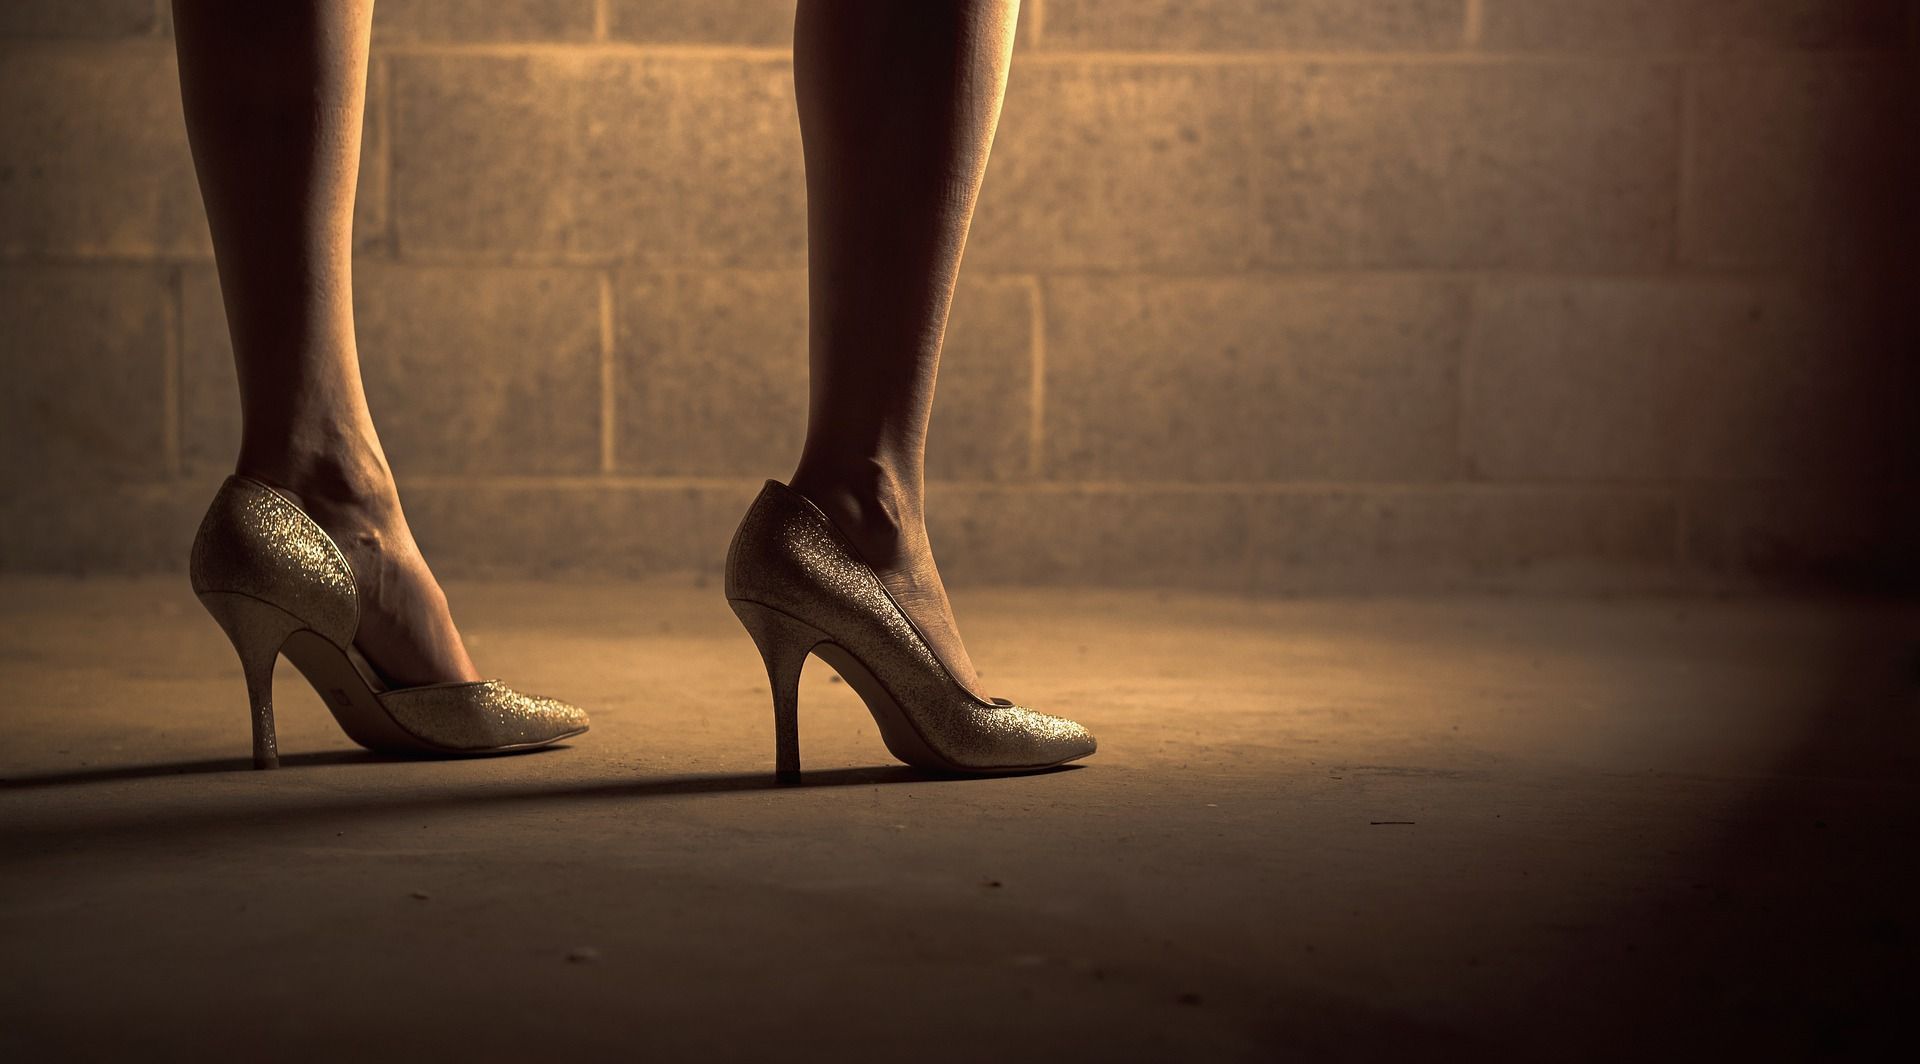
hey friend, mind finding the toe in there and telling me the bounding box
[536,695,590,737]
[1055,719,1097,763]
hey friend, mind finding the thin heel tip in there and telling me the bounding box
[253,756,279,770]
[775,768,801,785]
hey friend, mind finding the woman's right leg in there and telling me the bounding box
[173,0,477,686]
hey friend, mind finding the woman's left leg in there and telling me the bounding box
[786,0,1023,698]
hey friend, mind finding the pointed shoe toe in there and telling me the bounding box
[946,701,1095,772]
[1050,717,1098,765]
[377,682,590,754]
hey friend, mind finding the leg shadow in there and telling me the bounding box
[0,756,1083,857]
[0,749,405,789]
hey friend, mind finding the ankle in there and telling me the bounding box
[789,457,927,567]
[237,424,400,519]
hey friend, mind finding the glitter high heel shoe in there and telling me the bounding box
[725,480,1096,780]
[190,475,588,768]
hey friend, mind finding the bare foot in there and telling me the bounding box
[789,474,988,701]
[239,452,480,688]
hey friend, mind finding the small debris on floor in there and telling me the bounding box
[1370,821,1415,826]
[982,879,1003,888]
[1177,992,1203,1006]
[410,891,431,900]
[566,947,600,964]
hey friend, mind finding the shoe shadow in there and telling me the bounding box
[539,761,1081,802]
[0,752,1082,855]
[0,749,404,790]
[0,752,1082,852]
[0,750,1078,794]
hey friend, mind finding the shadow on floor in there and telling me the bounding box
[0,749,407,788]
[0,750,1077,793]
[0,755,1082,858]
[1503,607,1920,1058]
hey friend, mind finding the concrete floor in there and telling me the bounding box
[1,577,1915,1061]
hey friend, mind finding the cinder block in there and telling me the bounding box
[1480,0,1909,51]
[671,59,806,266]
[401,479,760,578]
[0,47,209,257]
[1042,276,1470,482]
[607,0,1044,50]
[1260,63,1680,268]
[1249,487,1680,592]
[355,265,603,474]
[1464,279,1912,482]
[925,484,1256,589]
[1681,486,1920,592]
[391,54,657,259]
[614,271,1032,479]
[0,266,171,487]
[391,54,803,266]
[1042,0,1467,52]
[177,267,234,469]
[182,265,603,474]
[1707,2,1913,50]
[1684,61,1907,270]
[373,0,596,41]
[607,0,794,45]
[0,482,204,573]
[355,57,391,252]
[930,275,1038,481]
[930,483,1678,593]
[970,61,1263,271]
[0,1,155,37]
[614,270,808,476]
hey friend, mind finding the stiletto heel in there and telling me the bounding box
[197,591,307,769]
[724,480,1096,777]
[189,476,588,761]
[730,599,821,783]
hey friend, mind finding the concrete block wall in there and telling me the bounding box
[2,1,1915,592]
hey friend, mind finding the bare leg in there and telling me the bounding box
[788,0,1019,698]
[173,0,477,686]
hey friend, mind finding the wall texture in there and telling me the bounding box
[2,0,1915,592]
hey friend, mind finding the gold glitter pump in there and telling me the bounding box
[725,480,1096,780]
[190,476,588,768]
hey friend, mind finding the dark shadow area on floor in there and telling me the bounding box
[0,748,416,788]
[0,750,1077,793]
[0,762,1083,860]
[1503,608,1920,1060]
